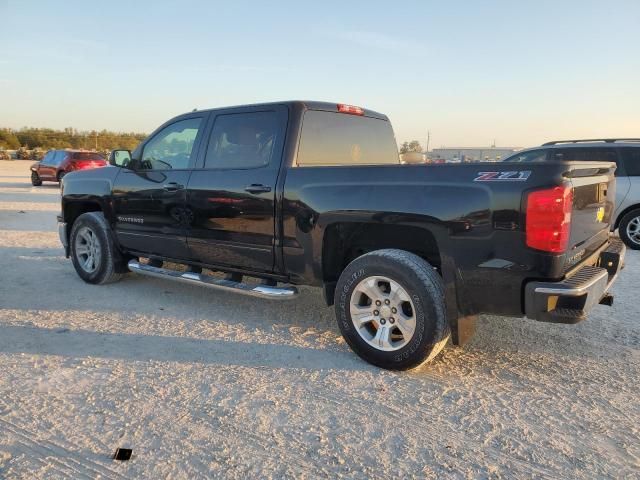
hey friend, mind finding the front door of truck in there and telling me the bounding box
[185,106,287,273]
[112,115,206,259]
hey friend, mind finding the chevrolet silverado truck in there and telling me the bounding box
[57,101,626,370]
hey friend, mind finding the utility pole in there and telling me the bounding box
[426,130,430,153]
[95,131,98,150]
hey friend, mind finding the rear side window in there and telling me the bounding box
[550,148,620,175]
[204,111,280,169]
[72,152,105,161]
[620,148,640,176]
[503,149,547,162]
[296,110,399,166]
[550,148,617,162]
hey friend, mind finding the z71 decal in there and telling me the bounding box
[474,171,531,182]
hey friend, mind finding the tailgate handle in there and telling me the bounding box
[245,184,272,194]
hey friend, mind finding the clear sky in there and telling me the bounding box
[1,0,639,148]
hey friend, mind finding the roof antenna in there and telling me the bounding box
[192,108,198,112]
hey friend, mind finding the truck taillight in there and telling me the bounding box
[337,103,364,116]
[526,186,573,253]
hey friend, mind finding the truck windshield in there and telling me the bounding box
[296,110,399,166]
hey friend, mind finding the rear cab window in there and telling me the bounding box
[296,110,399,166]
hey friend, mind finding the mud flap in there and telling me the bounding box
[450,313,477,346]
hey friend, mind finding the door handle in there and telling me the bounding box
[244,184,272,194]
[163,182,184,192]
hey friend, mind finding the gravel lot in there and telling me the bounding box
[0,160,638,479]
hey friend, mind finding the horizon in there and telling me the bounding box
[1,0,639,149]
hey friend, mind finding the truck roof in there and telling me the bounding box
[183,100,389,121]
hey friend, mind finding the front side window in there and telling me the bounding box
[620,147,640,176]
[204,111,280,169]
[141,117,202,170]
[41,151,55,164]
[51,151,66,166]
[296,110,399,166]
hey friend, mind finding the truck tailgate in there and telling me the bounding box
[564,162,616,269]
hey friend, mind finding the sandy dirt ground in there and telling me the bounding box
[0,160,638,479]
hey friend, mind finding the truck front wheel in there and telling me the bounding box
[70,212,125,284]
[335,249,450,370]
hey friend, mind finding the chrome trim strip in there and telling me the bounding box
[128,260,298,300]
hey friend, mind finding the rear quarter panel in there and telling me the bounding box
[281,161,616,317]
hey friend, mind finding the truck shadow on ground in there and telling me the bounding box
[0,324,369,372]
[2,247,636,375]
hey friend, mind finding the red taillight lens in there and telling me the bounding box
[337,103,364,115]
[526,186,573,253]
[74,160,105,170]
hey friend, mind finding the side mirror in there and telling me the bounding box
[109,149,132,168]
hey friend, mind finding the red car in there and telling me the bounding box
[31,150,107,186]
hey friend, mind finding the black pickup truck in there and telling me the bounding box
[58,101,626,369]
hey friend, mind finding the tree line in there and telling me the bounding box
[0,127,147,152]
[399,140,423,154]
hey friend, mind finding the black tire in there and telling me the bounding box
[57,171,66,183]
[31,170,42,186]
[70,212,126,284]
[619,208,640,250]
[335,249,450,370]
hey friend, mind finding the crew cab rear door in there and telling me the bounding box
[185,105,288,273]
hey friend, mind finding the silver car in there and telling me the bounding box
[503,139,640,250]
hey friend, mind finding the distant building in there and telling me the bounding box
[430,147,520,163]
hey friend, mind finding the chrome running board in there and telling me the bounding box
[128,260,298,300]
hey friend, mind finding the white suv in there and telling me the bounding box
[504,139,640,250]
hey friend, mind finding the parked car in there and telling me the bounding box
[57,101,625,369]
[30,150,107,186]
[503,139,640,250]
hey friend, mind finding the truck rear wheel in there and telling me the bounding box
[619,208,640,250]
[335,249,450,370]
[70,212,125,284]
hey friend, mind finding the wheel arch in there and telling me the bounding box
[321,221,447,306]
[63,201,105,248]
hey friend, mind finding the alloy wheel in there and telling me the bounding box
[349,275,416,352]
[627,216,640,246]
[74,226,101,273]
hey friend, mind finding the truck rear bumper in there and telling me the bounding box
[524,237,625,324]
